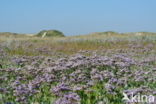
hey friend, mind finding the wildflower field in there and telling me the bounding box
[0,32,156,104]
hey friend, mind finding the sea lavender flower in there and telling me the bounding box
[105,83,116,93]
[52,83,72,96]
[0,88,6,93]
[73,85,83,91]
[108,77,118,84]
[91,73,103,81]
[42,73,55,82]
[124,88,144,96]
[54,92,80,104]
[5,102,14,104]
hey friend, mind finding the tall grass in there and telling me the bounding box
[0,32,156,56]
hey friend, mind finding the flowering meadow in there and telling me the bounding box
[0,33,156,104]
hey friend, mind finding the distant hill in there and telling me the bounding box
[0,32,28,37]
[87,31,156,36]
[0,32,18,36]
[124,32,156,36]
[89,31,119,35]
[0,31,155,38]
[36,30,65,37]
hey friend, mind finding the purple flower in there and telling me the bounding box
[52,83,71,96]
[54,92,80,104]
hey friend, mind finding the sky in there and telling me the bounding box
[0,0,155,36]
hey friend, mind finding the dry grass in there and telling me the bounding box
[0,32,156,56]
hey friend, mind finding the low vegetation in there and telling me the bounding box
[0,31,156,104]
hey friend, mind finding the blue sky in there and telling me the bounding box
[0,0,155,35]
